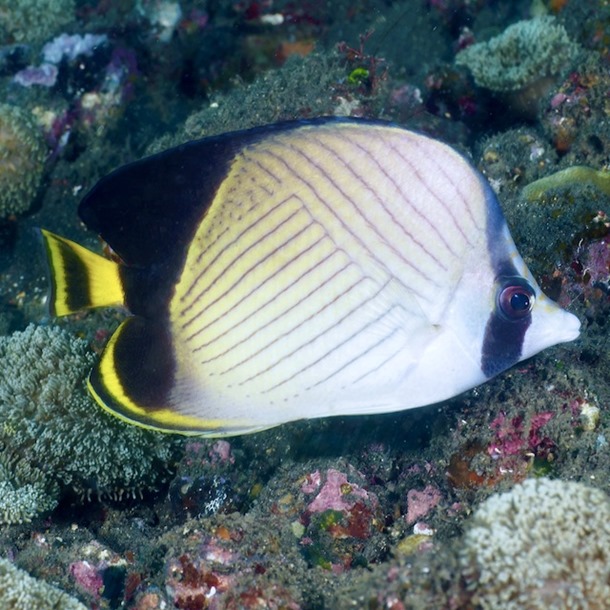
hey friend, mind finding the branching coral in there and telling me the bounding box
[0,324,180,523]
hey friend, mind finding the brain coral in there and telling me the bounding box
[455,16,580,91]
[0,558,86,609]
[460,477,610,610]
[0,324,180,524]
[0,104,46,219]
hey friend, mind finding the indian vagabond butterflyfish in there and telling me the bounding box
[39,118,580,436]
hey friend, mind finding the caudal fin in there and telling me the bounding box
[38,229,125,316]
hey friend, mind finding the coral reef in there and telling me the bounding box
[0,558,86,609]
[0,324,179,523]
[299,466,383,569]
[540,53,610,159]
[0,1,609,608]
[0,103,46,219]
[475,126,609,291]
[456,16,580,92]
[0,460,58,524]
[0,0,76,46]
[461,477,610,609]
[168,440,243,520]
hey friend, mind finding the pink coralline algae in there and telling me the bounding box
[209,440,234,464]
[405,485,442,525]
[299,467,382,568]
[69,560,104,599]
[183,439,234,467]
[302,468,373,513]
[488,411,555,463]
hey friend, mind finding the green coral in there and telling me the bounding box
[0,324,180,524]
[460,477,610,609]
[0,0,76,46]
[455,16,580,91]
[0,104,47,219]
[0,558,86,609]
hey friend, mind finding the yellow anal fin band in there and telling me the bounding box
[89,317,260,436]
[39,229,125,317]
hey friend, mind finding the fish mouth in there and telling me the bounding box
[561,311,582,342]
[549,306,581,343]
[528,307,581,355]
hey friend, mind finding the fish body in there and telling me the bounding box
[40,118,580,436]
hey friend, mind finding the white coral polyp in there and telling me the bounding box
[461,477,610,610]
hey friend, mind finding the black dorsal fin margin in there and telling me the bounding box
[78,118,390,269]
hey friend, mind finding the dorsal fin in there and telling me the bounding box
[78,137,237,268]
[78,119,382,268]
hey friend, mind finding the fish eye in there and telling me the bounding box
[497,281,535,320]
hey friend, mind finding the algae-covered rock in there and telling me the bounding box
[0,324,180,523]
[147,51,356,154]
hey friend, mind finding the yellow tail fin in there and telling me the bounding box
[39,229,125,316]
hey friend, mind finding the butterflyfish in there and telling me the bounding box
[39,118,580,436]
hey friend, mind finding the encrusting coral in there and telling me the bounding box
[0,324,180,524]
[0,558,86,609]
[460,477,610,610]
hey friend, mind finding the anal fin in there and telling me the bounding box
[89,316,179,431]
[89,317,259,436]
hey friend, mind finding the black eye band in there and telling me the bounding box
[481,277,534,377]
